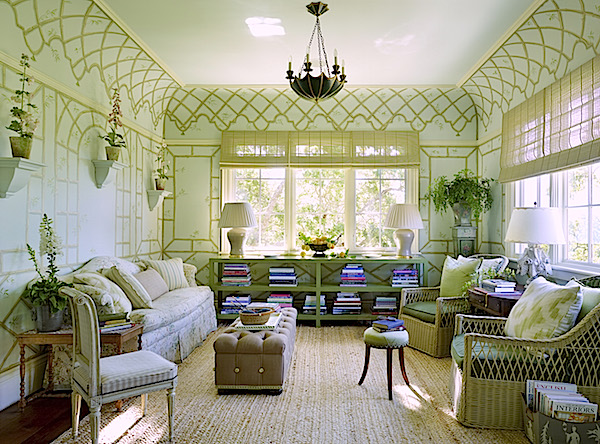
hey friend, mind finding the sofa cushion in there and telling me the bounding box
[402,301,437,324]
[143,258,189,291]
[73,271,132,314]
[79,256,142,276]
[504,277,582,339]
[182,263,198,287]
[105,266,153,309]
[569,279,600,323]
[129,286,214,333]
[439,255,481,297]
[73,283,116,314]
[134,269,168,300]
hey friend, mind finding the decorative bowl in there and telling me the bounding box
[308,243,331,257]
[240,308,274,325]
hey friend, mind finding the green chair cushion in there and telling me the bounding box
[451,334,522,370]
[402,301,437,324]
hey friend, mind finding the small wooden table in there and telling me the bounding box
[468,289,522,317]
[17,324,143,410]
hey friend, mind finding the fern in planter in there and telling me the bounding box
[425,169,494,222]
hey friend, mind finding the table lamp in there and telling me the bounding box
[504,207,565,280]
[384,204,424,258]
[218,202,257,257]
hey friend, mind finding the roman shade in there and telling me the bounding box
[500,54,600,183]
[220,130,420,168]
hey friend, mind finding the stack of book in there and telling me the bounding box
[340,264,367,287]
[526,379,598,423]
[269,267,297,287]
[372,317,405,333]
[267,293,293,308]
[98,312,133,333]
[371,296,398,316]
[220,294,251,314]
[303,294,326,314]
[332,292,362,315]
[221,263,251,286]
[481,278,518,293]
[390,268,419,287]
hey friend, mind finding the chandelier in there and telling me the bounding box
[286,2,346,102]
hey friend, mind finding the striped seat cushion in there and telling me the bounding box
[100,350,177,395]
[143,258,189,291]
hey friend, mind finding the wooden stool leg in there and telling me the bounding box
[398,346,410,385]
[387,348,393,400]
[358,344,371,385]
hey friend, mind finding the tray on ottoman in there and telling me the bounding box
[214,307,297,394]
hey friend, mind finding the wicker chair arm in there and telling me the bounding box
[400,287,440,308]
[454,314,507,336]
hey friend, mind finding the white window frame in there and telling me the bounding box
[220,167,419,255]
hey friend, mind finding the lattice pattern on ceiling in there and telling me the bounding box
[4,0,179,128]
[165,87,477,135]
[463,0,600,131]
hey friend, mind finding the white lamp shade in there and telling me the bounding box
[505,207,566,244]
[384,204,424,229]
[218,202,257,228]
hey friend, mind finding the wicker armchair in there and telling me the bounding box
[449,303,600,429]
[399,254,508,358]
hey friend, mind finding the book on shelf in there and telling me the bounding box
[267,293,293,307]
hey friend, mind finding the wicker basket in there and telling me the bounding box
[240,308,274,325]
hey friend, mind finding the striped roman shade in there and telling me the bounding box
[143,258,189,291]
[221,131,420,168]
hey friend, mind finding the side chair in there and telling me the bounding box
[61,287,178,444]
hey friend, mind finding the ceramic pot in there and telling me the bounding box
[10,136,33,159]
[155,178,167,190]
[105,146,120,161]
[452,202,472,227]
[34,306,65,332]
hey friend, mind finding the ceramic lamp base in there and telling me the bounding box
[394,228,415,258]
[227,227,249,257]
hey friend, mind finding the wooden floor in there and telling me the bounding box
[0,396,87,444]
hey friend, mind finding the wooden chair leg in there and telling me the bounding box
[386,348,393,400]
[167,387,176,442]
[71,392,82,438]
[89,403,101,444]
[141,393,148,416]
[358,344,371,385]
[398,346,410,386]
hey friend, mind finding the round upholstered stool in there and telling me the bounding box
[358,327,410,400]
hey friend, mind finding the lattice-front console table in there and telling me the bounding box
[209,255,428,327]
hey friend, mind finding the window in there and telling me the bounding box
[223,167,414,253]
[509,160,600,269]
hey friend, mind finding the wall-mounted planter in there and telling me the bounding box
[147,190,172,211]
[92,160,127,189]
[0,158,45,198]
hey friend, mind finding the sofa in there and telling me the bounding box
[65,255,218,362]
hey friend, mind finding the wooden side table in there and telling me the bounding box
[467,289,522,317]
[17,324,143,410]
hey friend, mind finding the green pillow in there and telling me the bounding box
[439,255,481,297]
[569,279,600,323]
[504,277,582,339]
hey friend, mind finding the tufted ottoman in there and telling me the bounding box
[214,307,297,394]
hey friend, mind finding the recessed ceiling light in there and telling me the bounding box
[245,17,285,37]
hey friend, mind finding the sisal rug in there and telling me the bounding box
[52,325,529,443]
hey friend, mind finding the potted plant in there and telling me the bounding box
[425,168,494,226]
[100,88,126,161]
[6,53,38,158]
[154,143,170,190]
[25,214,70,332]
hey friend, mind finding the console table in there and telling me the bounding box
[17,324,143,410]
[209,255,428,327]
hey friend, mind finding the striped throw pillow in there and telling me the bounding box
[105,266,154,309]
[143,258,189,291]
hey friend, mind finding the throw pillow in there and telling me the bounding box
[73,283,116,314]
[143,257,189,291]
[568,279,600,323]
[134,268,168,300]
[105,266,154,309]
[439,255,481,297]
[182,263,198,287]
[504,277,582,339]
[73,271,132,314]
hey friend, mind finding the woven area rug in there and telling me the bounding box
[52,325,529,443]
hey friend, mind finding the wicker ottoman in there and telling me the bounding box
[214,307,297,394]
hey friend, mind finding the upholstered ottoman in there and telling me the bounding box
[214,308,297,394]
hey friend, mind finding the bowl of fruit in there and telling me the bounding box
[299,233,339,257]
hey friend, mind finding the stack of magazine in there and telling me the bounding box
[526,379,598,423]
[98,312,133,333]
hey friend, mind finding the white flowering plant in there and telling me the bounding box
[25,214,70,313]
[154,143,170,180]
[6,53,38,139]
